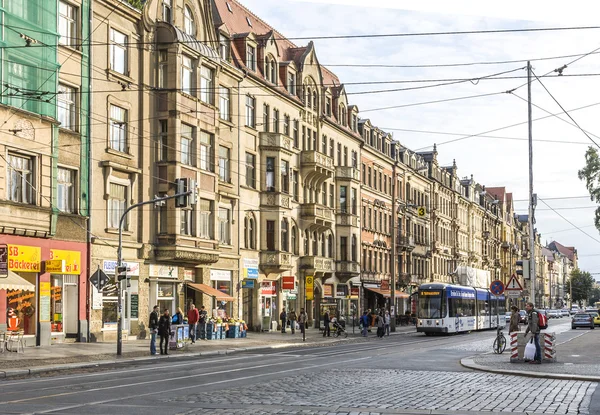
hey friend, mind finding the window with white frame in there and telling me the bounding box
[57,167,75,213]
[180,123,193,166]
[200,66,213,104]
[7,154,33,204]
[218,146,230,182]
[219,86,230,120]
[218,207,231,244]
[158,120,168,161]
[110,28,127,75]
[58,1,77,48]
[199,131,212,171]
[245,95,256,127]
[158,50,168,89]
[287,72,295,95]
[58,83,76,130]
[283,115,290,136]
[245,152,255,188]
[273,109,280,133]
[108,182,127,229]
[181,55,193,95]
[109,104,127,152]
[180,206,195,236]
[183,5,195,36]
[198,199,213,239]
[162,0,172,22]
[219,34,229,60]
[246,44,256,71]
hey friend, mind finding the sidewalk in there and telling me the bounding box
[0,325,415,378]
[461,328,600,381]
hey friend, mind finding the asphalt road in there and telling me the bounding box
[0,318,598,415]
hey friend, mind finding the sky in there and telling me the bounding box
[238,0,600,275]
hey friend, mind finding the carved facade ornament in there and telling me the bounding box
[14,119,35,140]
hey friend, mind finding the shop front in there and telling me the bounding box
[260,280,276,331]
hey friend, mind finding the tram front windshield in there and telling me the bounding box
[418,290,443,319]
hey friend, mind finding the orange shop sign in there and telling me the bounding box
[8,245,41,272]
[50,250,81,275]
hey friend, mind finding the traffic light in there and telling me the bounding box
[117,265,128,281]
[175,178,188,208]
[516,259,530,279]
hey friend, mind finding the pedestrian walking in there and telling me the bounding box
[288,309,297,334]
[158,308,171,355]
[360,311,369,337]
[280,309,287,333]
[525,302,542,364]
[509,305,520,334]
[384,310,391,336]
[187,304,199,343]
[149,305,159,355]
[198,305,208,340]
[376,313,385,338]
[323,310,331,337]
[299,308,308,341]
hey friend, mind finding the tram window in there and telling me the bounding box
[418,294,442,319]
[448,298,475,317]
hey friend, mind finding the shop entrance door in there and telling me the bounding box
[64,284,78,336]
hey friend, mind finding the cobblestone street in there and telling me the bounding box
[165,368,597,414]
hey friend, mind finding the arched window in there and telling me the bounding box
[307,88,312,108]
[291,226,298,255]
[249,217,255,249]
[270,59,276,84]
[281,219,289,252]
[312,91,317,110]
[183,5,195,36]
[328,234,333,258]
[313,231,318,256]
[244,217,249,248]
[304,229,310,255]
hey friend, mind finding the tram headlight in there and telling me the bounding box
[435,320,439,325]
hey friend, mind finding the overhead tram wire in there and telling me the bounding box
[538,198,600,245]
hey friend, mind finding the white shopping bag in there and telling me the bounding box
[524,338,536,361]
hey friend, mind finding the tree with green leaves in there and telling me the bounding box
[589,287,600,305]
[566,269,595,306]
[577,146,600,231]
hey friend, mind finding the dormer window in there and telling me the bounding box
[246,17,252,27]
[226,2,233,12]
[287,72,295,95]
[339,104,347,126]
[265,56,276,84]
[219,34,229,60]
[246,44,256,71]
[325,97,331,116]
[184,6,195,36]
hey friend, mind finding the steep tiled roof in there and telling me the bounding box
[486,187,506,202]
[548,240,576,261]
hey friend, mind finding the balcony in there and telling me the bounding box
[335,166,360,183]
[397,235,415,252]
[301,150,334,187]
[301,203,334,231]
[260,251,293,274]
[336,212,359,228]
[336,261,360,275]
[259,132,298,154]
[299,256,335,274]
[260,192,293,210]
[154,236,219,265]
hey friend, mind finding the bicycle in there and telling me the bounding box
[493,326,507,354]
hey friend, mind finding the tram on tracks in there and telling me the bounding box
[416,283,506,335]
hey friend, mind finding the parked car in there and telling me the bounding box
[547,309,560,319]
[572,313,595,330]
[519,310,528,324]
[560,309,570,318]
[588,311,600,326]
[570,307,580,315]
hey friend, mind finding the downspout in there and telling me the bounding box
[237,68,248,320]
[84,1,93,343]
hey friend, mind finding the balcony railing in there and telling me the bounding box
[259,132,297,153]
[260,251,293,273]
[335,166,360,182]
[301,150,334,186]
[299,256,335,273]
[336,261,360,274]
[260,192,292,210]
[336,213,359,227]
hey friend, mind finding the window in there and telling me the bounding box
[108,183,127,229]
[244,216,256,249]
[182,55,193,95]
[340,186,347,213]
[340,237,348,261]
[329,184,334,208]
[329,139,334,158]
[200,66,213,104]
[265,57,276,83]
[292,120,299,147]
[180,207,194,236]
[161,0,172,22]
[337,143,342,165]
[157,193,168,234]
[109,105,127,153]
[325,97,331,116]
[291,226,298,255]
[351,151,357,168]
[110,28,127,75]
[219,146,230,182]
[344,147,348,166]
[292,170,299,201]
[218,207,231,244]
[58,1,77,47]
[199,199,213,239]
[245,96,256,127]
[281,160,289,193]
[321,183,326,205]
[328,234,333,258]
[180,123,193,165]
[283,115,290,136]
[199,131,213,171]
[265,157,275,192]
[351,188,357,215]
[246,45,256,71]
[6,154,33,204]
[263,104,270,132]
[219,34,229,60]
[245,153,256,188]
[158,120,168,161]
[158,50,168,89]
[219,86,230,120]
[58,84,76,130]
[281,219,289,252]
[287,72,295,95]
[321,135,327,154]
[273,109,280,133]
[183,5,195,36]
[57,167,75,213]
[352,235,357,262]
[266,221,275,250]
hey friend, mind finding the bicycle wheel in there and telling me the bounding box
[493,335,506,354]
[333,330,339,338]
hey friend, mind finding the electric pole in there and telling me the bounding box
[390,164,397,332]
[527,61,536,307]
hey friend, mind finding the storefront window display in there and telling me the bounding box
[102,295,117,329]
[158,283,175,314]
[214,279,231,317]
[51,277,63,333]
[6,273,37,335]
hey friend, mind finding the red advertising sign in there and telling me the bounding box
[282,276,295,290]
[323,284,333,297]
[350,286,360,297]
[261,281,276,296]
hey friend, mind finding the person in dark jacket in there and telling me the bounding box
[323,310,331,337]
[172,307,184,325]
[509,305,520,334]
[149,305,159,355]
[280,310,287,333]
[288,309,297,334]
[525,302,541,364]
[360,311,369,337]
[158,309,171,355]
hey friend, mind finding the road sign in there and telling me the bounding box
[90,268,109,292]
[489,280,505,296]
[507,290,521,298]
[306,276,314,301]
[417,207,426,217]
[506,275,524,291]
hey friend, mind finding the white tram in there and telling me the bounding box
[416,283,506,335]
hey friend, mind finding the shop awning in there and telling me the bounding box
[186,282,234,301]
[0,270,35,291]
[365,287,409,298]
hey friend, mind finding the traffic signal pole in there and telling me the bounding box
[527,61,536,307]
[117,192,191,356]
